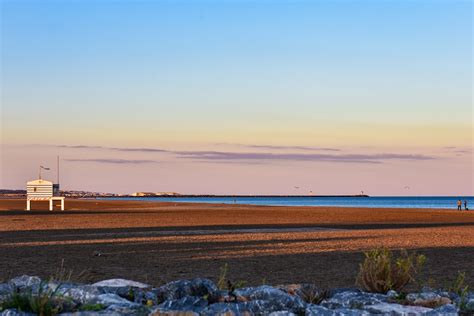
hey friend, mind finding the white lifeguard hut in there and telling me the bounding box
[26,163,65,211]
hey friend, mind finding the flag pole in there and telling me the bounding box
[57,156,60,184]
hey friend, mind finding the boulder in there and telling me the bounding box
[463,298,474,313]
[8,276,41,292]
[268,311,296,316]
[0,309,36,316]
[153,279,220,303]
[95,293,139,306]
[425,303,458,315]
[363,302,432,315]
[233,285,306,313]
[57,285,103,305]
[104,304,150,315]
[157,296,208,313]
[278,284,329,304]
[0,284,13,303]
[200,300,276,315]
[306,304,370,316]
[321,290,387,309]
[92,279,149,289]
[150,310,199,316]
[406,291,451,308]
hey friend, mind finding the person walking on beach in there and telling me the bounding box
[457,200,462,211]
[464,200,468,211]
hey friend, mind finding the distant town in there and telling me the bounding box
[0,189,369,198]
[0,189,183,198]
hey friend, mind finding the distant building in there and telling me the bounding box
[131,192,181,197]
[131,192,155,197]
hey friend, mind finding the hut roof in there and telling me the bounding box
[27,179,53,185]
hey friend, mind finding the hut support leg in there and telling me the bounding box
[26,200,31,211]
[49,199,53,211]
[61,199,64,211]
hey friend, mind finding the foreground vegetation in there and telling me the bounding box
[0,248,471,315]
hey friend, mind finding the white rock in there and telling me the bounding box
[97,293,137,306]
[9,275,41,289]
[92,278,149,289]
[268,312,296,316]
[364,303,432,315]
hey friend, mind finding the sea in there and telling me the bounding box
[108,196,474,209]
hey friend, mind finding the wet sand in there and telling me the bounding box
[0,198,473,288]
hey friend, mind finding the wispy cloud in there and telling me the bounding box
[64,158,158,164]
[214,143,341,152]
[109,147,167,153]
[57,145,105,149]
[42,144,438,164]
[176,151,435,164]
[441,146,473,155]
[57,145,168,153]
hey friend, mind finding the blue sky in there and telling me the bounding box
[3,0,471,125]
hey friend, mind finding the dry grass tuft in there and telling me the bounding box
[356,248,425,293]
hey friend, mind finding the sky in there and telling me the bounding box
[1,0,473,195]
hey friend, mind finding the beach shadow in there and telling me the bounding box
[1,222,473,239]
[0,210,156,216]
[1,242,472,288]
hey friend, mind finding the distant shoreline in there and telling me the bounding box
[112,194,370,198]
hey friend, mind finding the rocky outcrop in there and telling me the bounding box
[0,275,472,315]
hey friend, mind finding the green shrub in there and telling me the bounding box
[356,248,426,293]
[217,263,229,290]
[449,272,469,311]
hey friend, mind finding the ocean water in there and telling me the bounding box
[109,196,474,209]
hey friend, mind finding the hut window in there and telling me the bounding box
[34,187,37,192]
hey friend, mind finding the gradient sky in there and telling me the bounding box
[1,0,473,195]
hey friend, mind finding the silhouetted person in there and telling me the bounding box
[457,200,462,211]
[464,200,468,211]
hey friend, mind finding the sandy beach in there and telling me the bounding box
[0,198,473,288]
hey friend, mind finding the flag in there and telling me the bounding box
[40,166,50,170]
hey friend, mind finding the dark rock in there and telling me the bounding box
[132,289,159,305]
[57,285,103,305]
[61,304,150,316]
[153,279,220,303]
[0,309,36,316]
[363,302,432,315]
[268,311,296,316]
[0,284,14,303]
[60,312,119,316]
[327,288,362,298]
[0,308,36,316]
[321,290,388,309]
[150,309,199,316]
[8,276,41,292]
[425,303,458,315]
[201,300,276,315]
[158,296,208,313]
[104,304,150,315]
[405,291,451,308]
[87,293,142,309]
[278,283,329,304]
[233,285,306,313]
[463,298,474,313]
[306,304,369,316]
